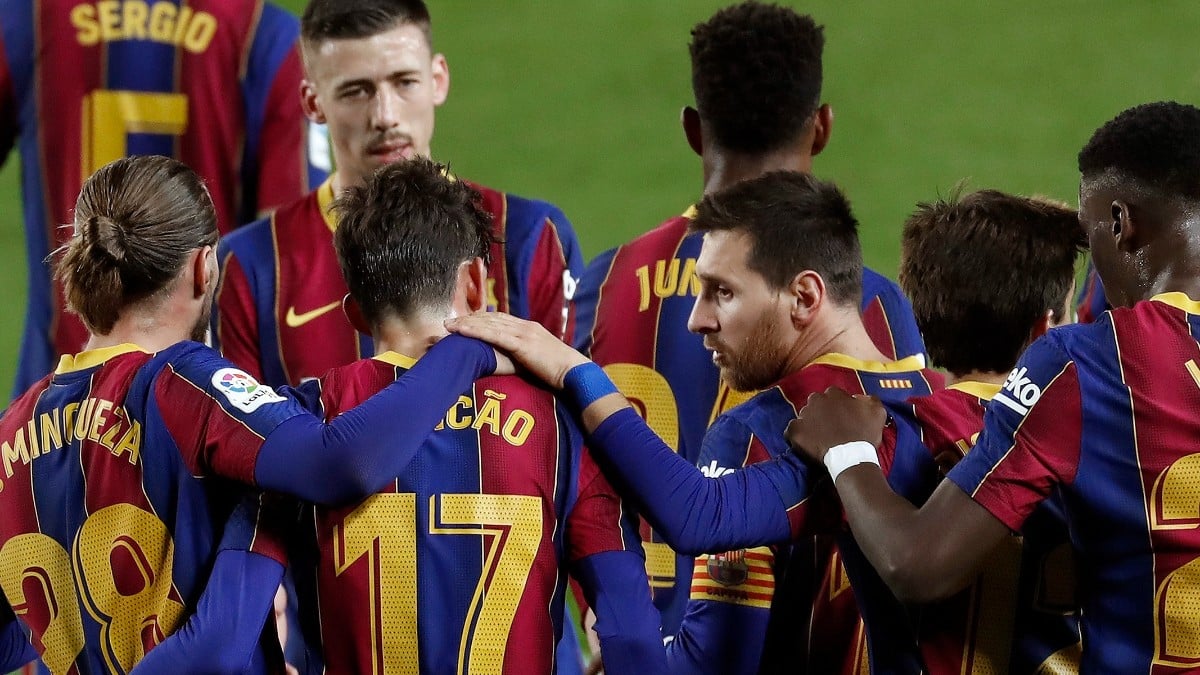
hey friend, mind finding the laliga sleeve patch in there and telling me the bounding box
[211,368,287,413]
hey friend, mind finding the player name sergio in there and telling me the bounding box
[71,1,218,54]
[1,396,142,490]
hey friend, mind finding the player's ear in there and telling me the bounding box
[431,53,450,106]
[809,104,833,157]
[192,245,216,299]
[300,80,325,124]
[1111,200,1136,251]
[682,106,704,157]
[460,257,488,313]
[789,270,824,326]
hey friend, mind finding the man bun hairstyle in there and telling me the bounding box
[690,1,824,154]
[1077,101,1200,200]
[56,155,218,335]
[691,170,863,307]
[332,157,495,326]
[899,189,1086,376]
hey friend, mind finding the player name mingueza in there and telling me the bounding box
[1,396,142,487]
[433,389,536,447]
[70,1,219,54]
[635,257,700,312]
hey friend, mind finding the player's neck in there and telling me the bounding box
[83,311,194,355]
[787,306,889,375]
[948,370,1007,387]
[702,147,813,195]
[372,314,450,361]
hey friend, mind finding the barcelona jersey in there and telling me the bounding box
[574,211,931,635]
[1,0,326,394]
[288,353,649,674]
[0,342,306,674]
[672,354,938,673]
[948,293,1200,673]
[1075,262,1108,324]
[215,177,584,386]
[838,383,1080,675]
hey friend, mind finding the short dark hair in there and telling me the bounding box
[899,190,1085,376]
[57,156,217,334]
[691,170,862,306]
[301,0,432,53]
[689,2,824,154]
[332,158,494,325]
[1078,101,1200,200]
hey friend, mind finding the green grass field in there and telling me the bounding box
[0,1,1197,394]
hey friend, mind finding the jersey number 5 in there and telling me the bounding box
[81,90,189,179]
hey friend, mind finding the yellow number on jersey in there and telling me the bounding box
[335,492,544,675]
[1151,453,1200,667]
[81,90,189,178]
[0,503,183,673]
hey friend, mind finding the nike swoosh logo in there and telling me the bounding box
[285,300,342,328]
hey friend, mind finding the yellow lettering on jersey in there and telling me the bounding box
[71,1,217,53]
[0,398,142,478]
[635,258,701,313]
[439,393,536,447]
[40,411,62,458]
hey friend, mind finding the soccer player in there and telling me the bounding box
[270,157,663,675]
[787,101,1200,673]
[0,155,512,673]
[215,0,584,388]
[1,0,327,396]
[451,170,941,673]
[572,2,929,638]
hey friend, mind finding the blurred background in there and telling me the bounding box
[0,0,1196,393]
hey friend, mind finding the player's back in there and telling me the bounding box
[842,385,1080,675]
[946,293,1200,672]
[4,0,321,393]
[0,343,284,674]
[294,354,628,674]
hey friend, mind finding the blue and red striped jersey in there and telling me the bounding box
[2,0,326,395]
[287,353,652,674]
[0,342,304,674]
[838,383,1080,675]
[574,211,933,635]
[1075,262,1108,324]
[215,177,584,386]
[670,354,939,673]
[948,292,1200,673]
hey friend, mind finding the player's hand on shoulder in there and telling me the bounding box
[786,387,886,462]
[446,310,587,388]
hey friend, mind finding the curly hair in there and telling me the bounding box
[1078,101,1200,200]
[332,158,495,325]
[689,1,824,154]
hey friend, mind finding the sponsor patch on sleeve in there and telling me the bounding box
[211,368,287,413]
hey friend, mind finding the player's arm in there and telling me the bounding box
[158,335,505,505]
[244,5,327,215]
[523,207,584,342]
[0,596,36,672]
[447,310,803,552]
[131,493,290,674]
[664,555,774,675]
[788,337,1081,602]
[565,422,667,675]
[213,243,265,379]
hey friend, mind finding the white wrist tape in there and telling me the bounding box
[823,441,880,483]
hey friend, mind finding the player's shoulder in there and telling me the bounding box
[220,191,319,262]
[862,266,903,295]
[473,373,559,407]
[466,179,571,228]
[621,212,696,256]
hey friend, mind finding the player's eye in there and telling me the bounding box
[716,287,733,300]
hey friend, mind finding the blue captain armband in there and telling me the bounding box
[562,362,619,412]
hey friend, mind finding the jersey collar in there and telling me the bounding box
[373,351,419,369]
[317,177,338,233]
[1151,292,1200,314]
[682,204,698,219]
[55,344,149,374]
[808,352,927,374]
[946,380,1001,401]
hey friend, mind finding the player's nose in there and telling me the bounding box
[372,89,402,130]
[687,297,717,335]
